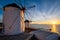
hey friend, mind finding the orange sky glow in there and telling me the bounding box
[30,21,60,24]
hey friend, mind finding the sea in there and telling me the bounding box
[30,24,60,34]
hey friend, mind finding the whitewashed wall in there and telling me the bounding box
[30,30,59,40]
[56,24,60,35]
[25,22,30,28]
[3,7,22,35]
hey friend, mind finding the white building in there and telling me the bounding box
[3,3,25,35]
[30,30,59,40]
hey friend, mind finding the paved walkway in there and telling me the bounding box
[0,33,31,40]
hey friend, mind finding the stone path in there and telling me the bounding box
[0,33,31,40]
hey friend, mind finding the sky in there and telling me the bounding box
[0,0,60,23]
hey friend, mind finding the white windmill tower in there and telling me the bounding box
[0,0,35,35]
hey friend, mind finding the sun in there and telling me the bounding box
[52,21,56,24]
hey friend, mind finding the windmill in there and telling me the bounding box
[15,0,35,32]
[0,0,35,35]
